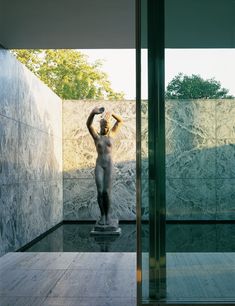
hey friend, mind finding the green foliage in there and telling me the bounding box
[11,49,124,100]
[165,73,234,99]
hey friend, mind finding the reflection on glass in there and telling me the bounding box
[165,48,235,302]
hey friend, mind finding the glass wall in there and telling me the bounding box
[137,0,235,304]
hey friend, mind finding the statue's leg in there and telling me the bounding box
[95,164,105,225]
[103,165,112,225]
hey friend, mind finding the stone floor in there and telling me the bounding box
[0,252,136,306]
[2,252,235,305]
[142,252,235,303]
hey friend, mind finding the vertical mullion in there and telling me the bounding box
[136,0,142,305]
[148,0,166,301]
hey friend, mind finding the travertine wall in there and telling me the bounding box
[63,99,235,221]
[0,50,63,256]
[63,100,136,220]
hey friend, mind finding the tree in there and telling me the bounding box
[165,73,234,99]
[11,49,124,100]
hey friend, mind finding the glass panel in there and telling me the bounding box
[140,0,149,299]
[165,0,235,303]
[137,0,235,304]
[141,51,149,300]
[136,0,150,302]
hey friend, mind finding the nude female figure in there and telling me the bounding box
[86,107,123,225]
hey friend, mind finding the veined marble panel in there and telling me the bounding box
[17,180,63,248]
[112,178,136,220]
[165,99,216,179]
[113,160,136,182]
[18,123,47,182]
[63,177,136,220]
[19,124,62,182]
[63,178,98,220]
[0,49,63,255]
[166,178,216,220]
[0,115,18,185]
[63,138,96,179]
[63,100,136,140]
[0,50,19,120]
[0,184,18,255]
[50,179,63,225]
[216,139,235,178]
[216,99,235,139]
[165,99,216,139]
[166,137,216,178]
[46,136,63,181]
[216,179,235,220]
[18,64,62,137]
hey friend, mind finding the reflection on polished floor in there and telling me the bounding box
[0,252,136,306]
[167,252,235,302]
[142,252,235,302]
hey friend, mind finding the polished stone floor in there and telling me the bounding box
[1,251,235,305]
[142,252,235,303]
[0,252,136,306]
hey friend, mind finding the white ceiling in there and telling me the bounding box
[1,0,235,49]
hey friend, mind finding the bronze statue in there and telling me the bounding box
[87,107,123,225]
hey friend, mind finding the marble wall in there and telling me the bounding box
[63,100,136,220]
[166,99,235,220]
[63,99,235,221]
[0,49,63,256]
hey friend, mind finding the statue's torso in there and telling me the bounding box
[95,135,113,168]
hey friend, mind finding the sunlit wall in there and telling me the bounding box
[0,49,63,256]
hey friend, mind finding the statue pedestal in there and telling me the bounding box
[90,219,121,236]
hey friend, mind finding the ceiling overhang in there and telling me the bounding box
[1,0,235,49]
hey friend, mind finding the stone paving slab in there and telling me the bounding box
[0,252,136,305]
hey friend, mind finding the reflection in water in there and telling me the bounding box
[23,223,235,252]
[25,224,137,252]
[93,236,120,252]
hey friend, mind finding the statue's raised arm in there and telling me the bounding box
[102,111,123,137]
[86,107,104,140]
[110,112,123,136]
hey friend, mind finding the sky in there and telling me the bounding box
[78,49,135,99]
[79,49,235,99]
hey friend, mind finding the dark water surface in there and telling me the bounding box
[23,223,235,252]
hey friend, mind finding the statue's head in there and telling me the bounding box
[100,112,111,135]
